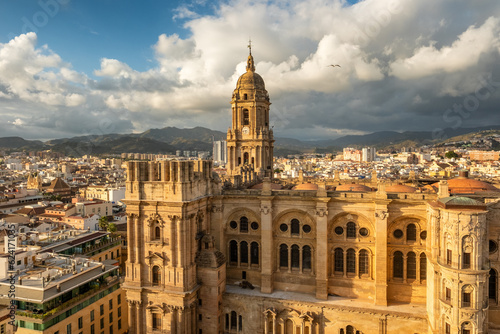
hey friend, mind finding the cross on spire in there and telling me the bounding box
[248,38,252,55]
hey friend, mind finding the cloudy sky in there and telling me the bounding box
[0,0,499,141]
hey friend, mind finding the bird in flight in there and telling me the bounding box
[328,64,341,68]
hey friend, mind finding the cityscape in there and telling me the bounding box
[1,1,500,334]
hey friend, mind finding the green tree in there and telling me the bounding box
[107,223,117,233]
[98,216,109,231]
[445,151,459,159]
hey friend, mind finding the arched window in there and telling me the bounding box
[243,152,249,165]
[230,241,238,263]
[251,242,259,265]
[461,322,472,334]
[393,251,403,278]
[231,311,237,330]
[406,223,416,241]
[346,222,356,239]
[490,269,497,302]
[346,325,354,334]
[334,248,344,272]
[243,109,249,125]
[291,219,300,235]
[462,285,473,308]
[346,249,356,273]
[240,216,248,233]
[462,236,473,269]
[291,245,300,268]
[155,226,161,240]
[240,241,248,264]
[420,253,427,281]
[407,252,416,279]
[303,246,312,270]
[152,266,161,286]
[359,249,369,275]
[280,244,288,268]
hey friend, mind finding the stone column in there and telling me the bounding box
[169,216,177,267]
[127,301,135,334]
[177,308,184,334]
[261,200,274,293]
[135,302,143,334]
[374,201,390,306]
[315,202,328,300]
[134,213,142,284]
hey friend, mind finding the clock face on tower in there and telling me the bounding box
[242,127,249,134]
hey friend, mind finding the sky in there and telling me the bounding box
[0,0,499,141]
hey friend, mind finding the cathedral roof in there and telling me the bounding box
[292,183,318,191]
[431,177,498,194]
[385,184,417,193]
[235,53,266,91]
[335,183,373,192]
[437,196,486,210]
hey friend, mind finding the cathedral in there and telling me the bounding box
[122,50,500,334]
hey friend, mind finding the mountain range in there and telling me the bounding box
[1,125,500,157]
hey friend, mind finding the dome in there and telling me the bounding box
[292,183,319,191]
[236,71,266,91]
[250,182,282,190]
[385,184,417,193]
[335,183,372,192]
[437,196,486,210]
[431,178,499,194]
[235,54,266,91]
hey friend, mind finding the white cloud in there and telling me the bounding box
[1,0,500,140]
[390,17,500,80]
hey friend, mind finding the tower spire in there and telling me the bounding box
[246,38,255,72]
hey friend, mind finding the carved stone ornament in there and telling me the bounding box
[375,211,388,220]
[168,215,180,223]
[462,235,474,253]
[316,208,328,217]
[146,303,171,314]
[263,308,277,316]
[261,206,273,215]
[126,212,138,219]
[147,213,164,227]
[460,311,474,320]
[461,215,482,235]
[211,205,224,213]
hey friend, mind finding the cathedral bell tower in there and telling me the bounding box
[227,44,274,179]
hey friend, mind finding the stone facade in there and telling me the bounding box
[123,52,500,334]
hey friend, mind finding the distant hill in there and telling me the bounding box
[139,126,226,142]
[2,125,500,157]
[0,137,44,149]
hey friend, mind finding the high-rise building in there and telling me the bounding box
[362,147,376,162]
[213,140,227,165]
